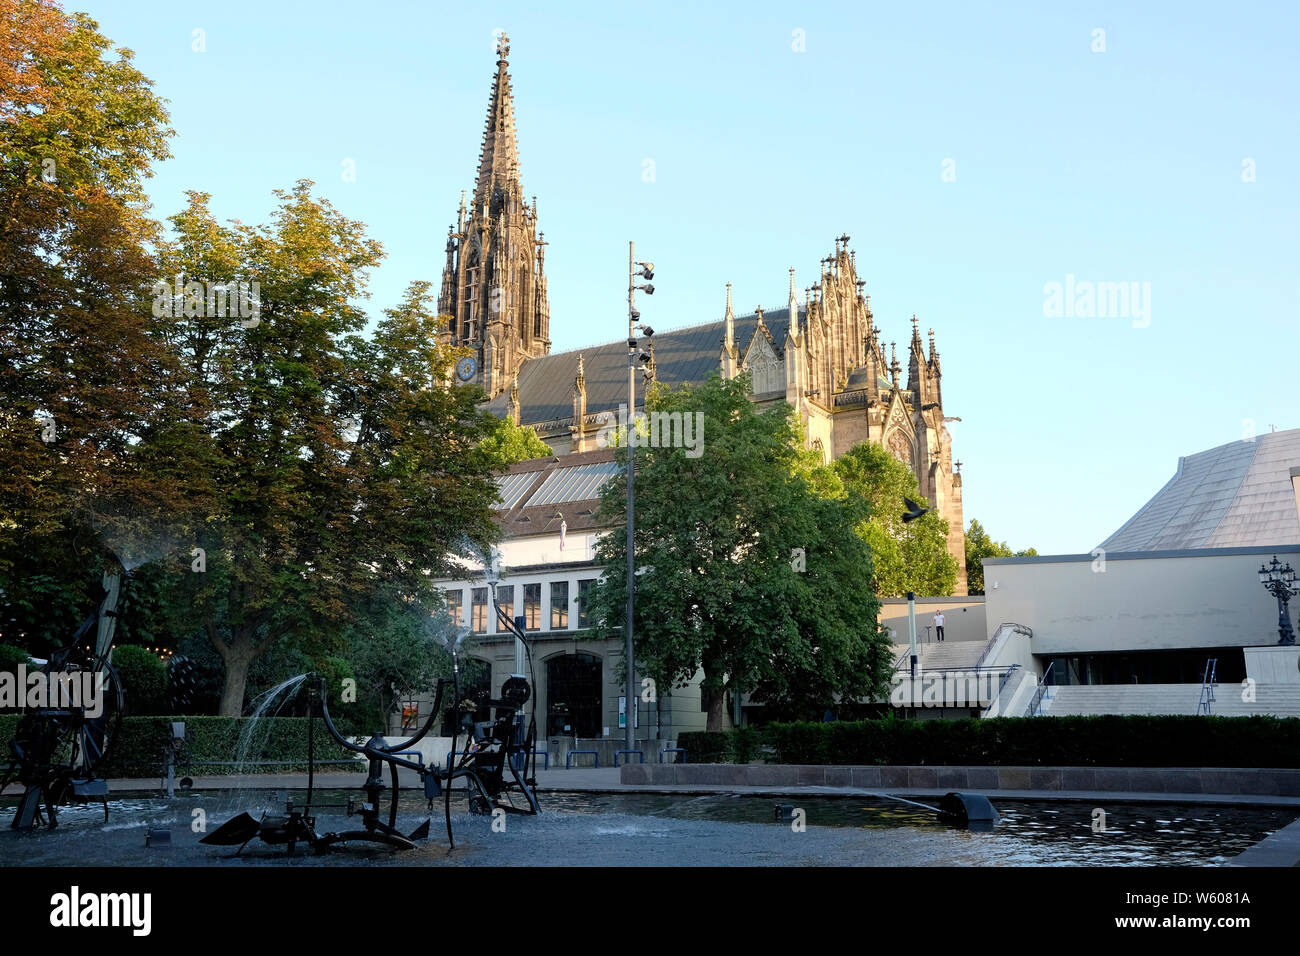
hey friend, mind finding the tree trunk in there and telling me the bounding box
[218,656,249,717]
[211,627,259,717]
[702,684,733,732]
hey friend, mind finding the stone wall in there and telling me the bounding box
[620,762,1300,796]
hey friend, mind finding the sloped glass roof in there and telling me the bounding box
[526,461,622,506]
[494,470,538,510]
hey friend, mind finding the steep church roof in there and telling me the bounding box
[1098,428,1300,551]
[485,308,797,426]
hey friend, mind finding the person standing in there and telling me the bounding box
[933,611,946,642]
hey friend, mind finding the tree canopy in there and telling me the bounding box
[584,374,892,729]
[832,442,959,597]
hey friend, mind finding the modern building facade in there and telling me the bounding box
[968,429,1300,718]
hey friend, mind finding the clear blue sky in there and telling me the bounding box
[78,0,1299,555]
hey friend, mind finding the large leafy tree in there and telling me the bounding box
[0,1,179,647]
[585,373,891,729]
[833,442,959,596]
[965,519,1037,595]
[153,187,512,714]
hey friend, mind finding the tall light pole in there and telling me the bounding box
[625,241,655,751]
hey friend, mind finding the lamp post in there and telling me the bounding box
[625,242,656,752]
[1258,555,1297,646]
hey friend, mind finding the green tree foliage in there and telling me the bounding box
[110,645,169,715]
[341,588,460,732]
[0,2,179,636]
[478,417,553,464]
[0,644,32,672]
[153,190,509,714]
[832,442,959,596]
[584,374,891,729]
[964,519,1038,595]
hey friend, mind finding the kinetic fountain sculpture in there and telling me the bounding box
[202,598,542,855]
[2,569,127,829]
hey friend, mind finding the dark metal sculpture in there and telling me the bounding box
[202,616,542,855]
[2,571,126,829]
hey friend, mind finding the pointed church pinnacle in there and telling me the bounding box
[474,33,522,207]
[788,268,796,307]
[723,283,735,351]
[576,353,585,381]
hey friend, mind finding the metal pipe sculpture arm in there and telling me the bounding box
[313,674,447,768]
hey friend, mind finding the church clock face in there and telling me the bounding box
[455,356,478,382]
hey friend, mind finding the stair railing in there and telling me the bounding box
[975,622,1032,672]
[982,664,1022,718]
[1024,660,1056,717]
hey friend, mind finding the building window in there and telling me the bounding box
[471,588,488,634]
[445,589,464,628]
[524,583,541,631]
[551,581,569,630]
[576,579,596,628]
[495,585,514,628]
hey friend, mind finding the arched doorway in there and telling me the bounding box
[546,652,602,738]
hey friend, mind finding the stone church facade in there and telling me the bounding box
[439,36,966,592]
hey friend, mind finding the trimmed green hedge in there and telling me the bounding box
[677,716,1300,768]
[677,731,731,763]
[0,715,363,777]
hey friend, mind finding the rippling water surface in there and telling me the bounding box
[1,789,1293,867]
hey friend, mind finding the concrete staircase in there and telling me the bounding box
[1045,683,1300,718]
[891,638,989,672]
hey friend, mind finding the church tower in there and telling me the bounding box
[438,33,550,398]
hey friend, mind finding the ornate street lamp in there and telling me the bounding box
[1257,555,1297,646]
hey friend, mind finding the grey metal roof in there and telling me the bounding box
[486,308,797,426]
[526,460,622,506]
[1098,428,1300,551]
